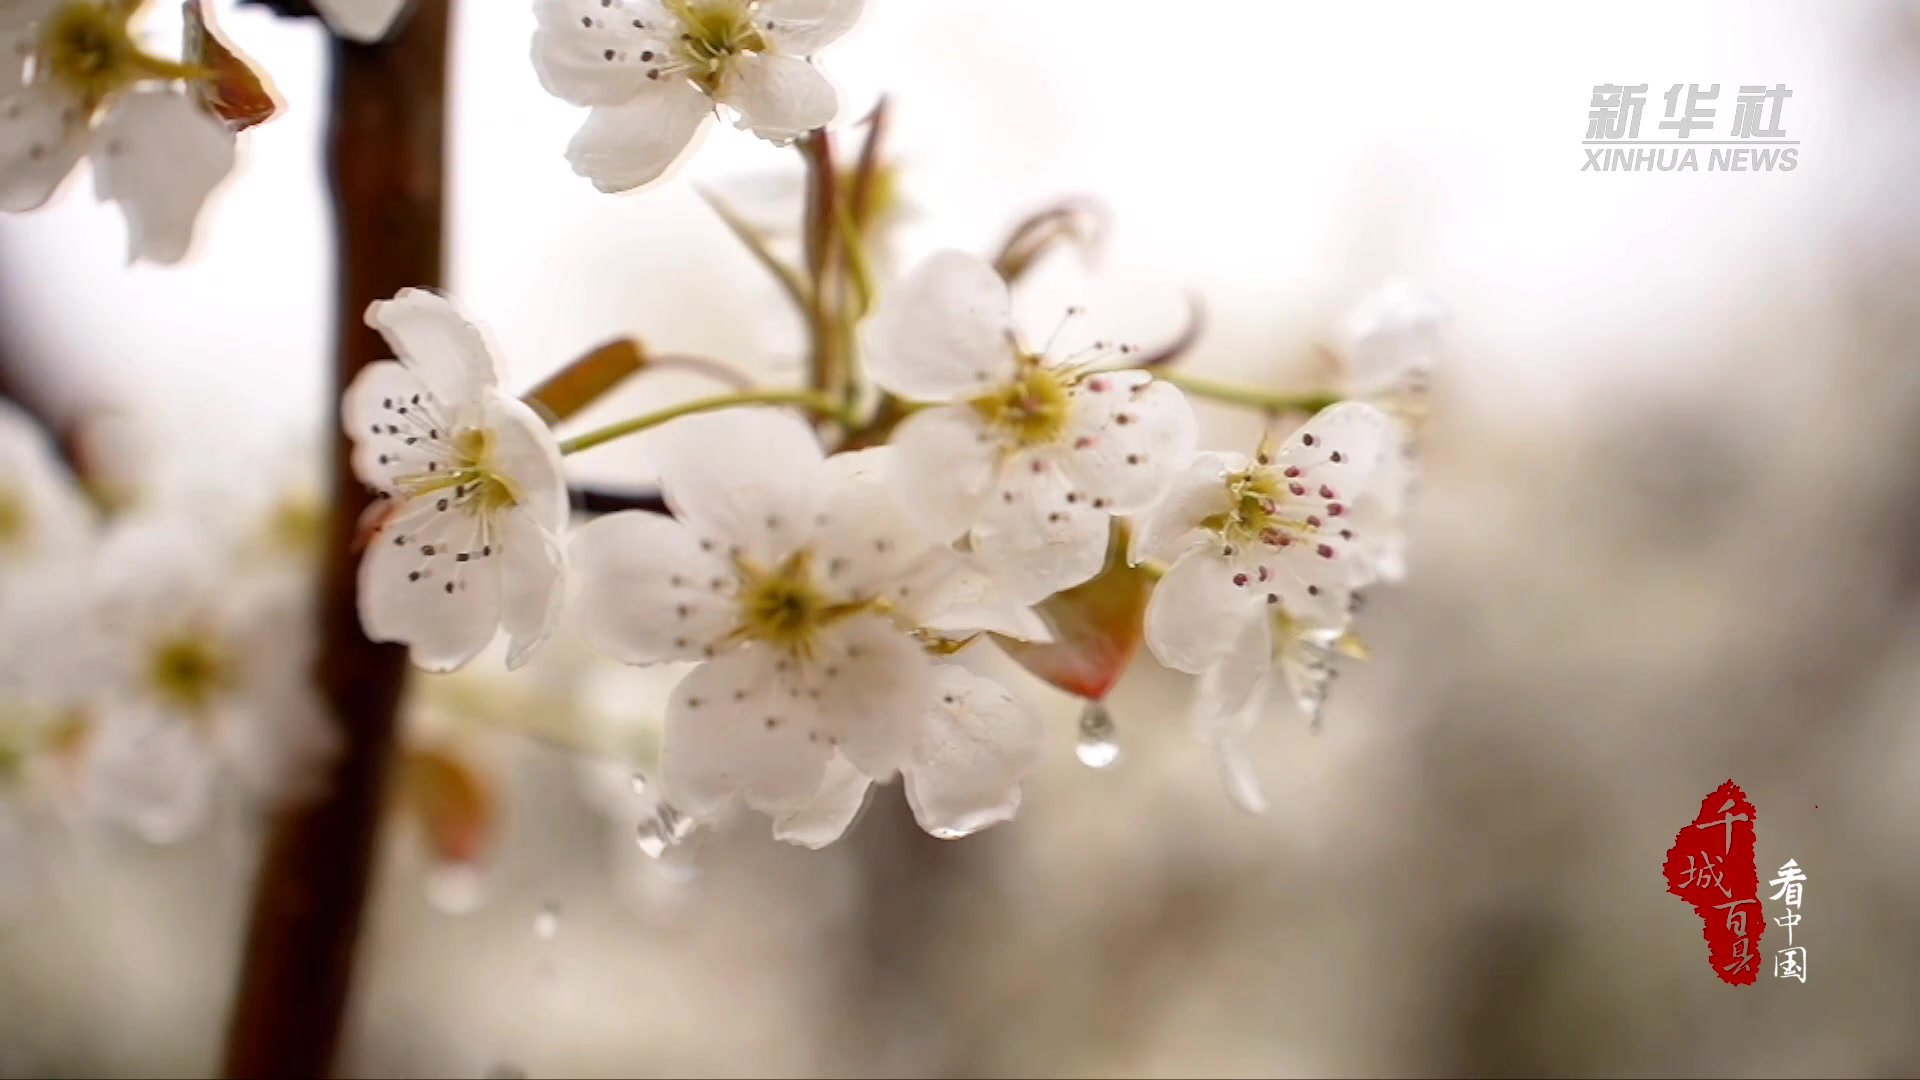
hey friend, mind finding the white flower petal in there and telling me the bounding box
[531,0,658,106]
[215,588,336,804]
[1128,451,1238,567]
[812,446,927,599]
[218,685,339,806]
[0,801,24,913]
[0,82,87,212]
[1059,373,1197,512]
[1277,631,1338,729]
[648,407,824,565]
[497,512,567,670]
[760,0,863,53]
[812,613,934,779]
[1351,431,1412,584]
[662,644,830,817]
[721,51,835,143]
[365,289,503,405]
[0,398,95,574]
[1339,280,1448,396]
[483,394,569,531]
[862,251,1019,401]
[1143,547,1263,675]
[884,404,996,543]
[313,0,410,41]
[570,510,734,664]
[1274,401,1392,506]
[358,503,504,672]
[971,454,1110,602]
[1,26,31,96]
[1214,734,1268,815]
[566,82,710,193]
[342,360,438,492]
[1193,615,1271,742]
[903,665,1040,839]
[87,708,217,844]
[90,89,234,264]
[901,549,1050,641]
[771,754,871,849]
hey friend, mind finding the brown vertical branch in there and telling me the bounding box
[221,1,449,1075]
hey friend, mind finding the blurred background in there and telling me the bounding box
[4,0,1919,1075]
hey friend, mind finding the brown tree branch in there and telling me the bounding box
[220,1,449,1074]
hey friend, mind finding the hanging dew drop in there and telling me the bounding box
[533,901,560,940]
[635,797,696,859]
[1075,700,1121,769]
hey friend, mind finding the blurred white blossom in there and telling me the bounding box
[83,516,336,843]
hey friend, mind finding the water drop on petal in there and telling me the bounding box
[1075,700,1121,769]
[635,797,697,859]
[533,901,560,940]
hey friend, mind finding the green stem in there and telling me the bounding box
[557,389,856,456]
[1155,370,1340,415]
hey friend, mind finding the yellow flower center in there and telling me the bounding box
[0,487,28,551]
[1203,465,1324,549]
[267,492,325,554]
[731,549,870,656]
[972,359,1074,448]
[146,633,228,715]
[666,0,766,93]
[398,427,521,514]
[38,1,142,108]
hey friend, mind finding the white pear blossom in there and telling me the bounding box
[0,398,94,585]
[532,0,862,192]
[1335,281,1447,583]
[1135,403,1393,801]
[83,517,336,843]
[314,0,411,42]
[1,0,234,262]
[863,251,1198,602]
[346,289,570,673]
[570,408,1043,844]
[0,563,96,906]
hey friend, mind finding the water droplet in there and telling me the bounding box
[425,862,485,915]
[635,797,697,859]
[1075,700,1121,769]
[629,771,649,796]
[533,901,560,940]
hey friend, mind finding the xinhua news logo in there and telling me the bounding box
[1584,83,1799,173]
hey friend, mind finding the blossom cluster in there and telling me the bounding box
[0,400,338,899]
[342,259,1442,847]
[0,0,1447,871]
